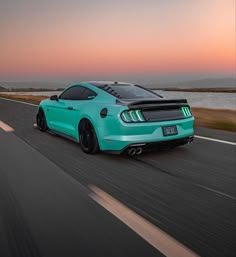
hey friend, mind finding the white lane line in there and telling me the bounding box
[0,120,14,132]
[90,185,200,257]
[0,97,38,107]
[196,184,236,201]
[195,135,236,146]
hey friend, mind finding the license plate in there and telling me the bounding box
[162,125,178,136]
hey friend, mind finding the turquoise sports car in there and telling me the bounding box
[36,81,194,155]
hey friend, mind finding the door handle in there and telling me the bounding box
[67,106,73,110]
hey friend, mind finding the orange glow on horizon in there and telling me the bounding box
[0,0,235,79]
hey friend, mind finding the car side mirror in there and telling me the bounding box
[50,95,58,101]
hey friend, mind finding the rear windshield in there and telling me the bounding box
[99,84,160,99]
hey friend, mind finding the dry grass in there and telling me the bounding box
[192,107,236,132]
[0,94,47,104]
[1,94,235,132]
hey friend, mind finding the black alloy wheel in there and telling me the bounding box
[36,109,47,132]
[79,119,99,154]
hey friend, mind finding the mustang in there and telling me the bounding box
[36,81,194,155]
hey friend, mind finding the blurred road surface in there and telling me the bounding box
[0,98,235,257]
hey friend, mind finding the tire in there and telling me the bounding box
[36,109,47,132]
[79,119,99,154]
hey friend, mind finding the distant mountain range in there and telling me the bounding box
[0,85,8,91]
[0,81,69,90]
[0,77,235,90]
[147,77,236,89]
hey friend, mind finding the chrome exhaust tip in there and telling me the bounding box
[136,147,143,155]
[128,148,137,156]
[188,136,194,144]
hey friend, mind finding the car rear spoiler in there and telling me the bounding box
[116,98,189,110]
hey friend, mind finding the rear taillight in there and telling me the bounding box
[181,106,192,118]
[121,110,145,123]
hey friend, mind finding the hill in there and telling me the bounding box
[147,77,236,89]
[0,85,8,92]
[0,81,69,90]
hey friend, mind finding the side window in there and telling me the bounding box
[81,88,97,100]
[59,86,85,100]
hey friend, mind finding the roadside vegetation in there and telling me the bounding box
[0,94,47,105]
[191,108,236,132]
[0,88,64,92]
[0,94,235,132]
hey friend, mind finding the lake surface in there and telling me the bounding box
[1,91,236,110]
[155,91,236,110]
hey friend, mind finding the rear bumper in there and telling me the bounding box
[99,116,194,152]
[104,135,194,154]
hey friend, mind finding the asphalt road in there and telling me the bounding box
[0,98,236,257]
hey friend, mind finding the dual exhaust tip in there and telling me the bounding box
[187,136,194,144]
[127,147,143,156]
[127,136,194,155]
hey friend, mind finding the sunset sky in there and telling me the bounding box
[0,0,235,83]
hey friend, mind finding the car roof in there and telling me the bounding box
[79,81,162,100]
[82,81,133,87]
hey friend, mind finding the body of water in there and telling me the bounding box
[155,91,236,110]
[1,91,236,110]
